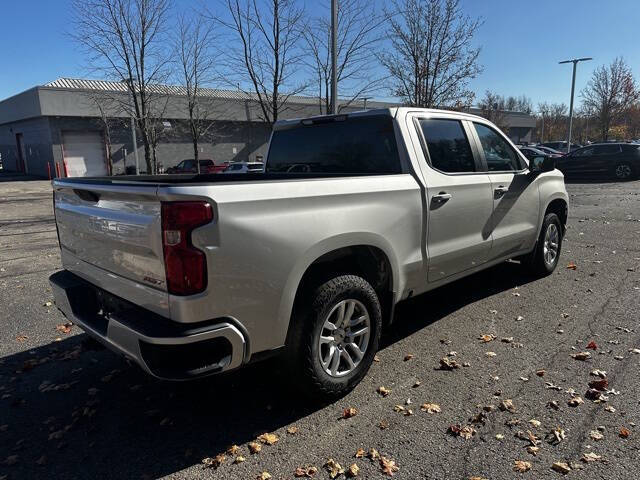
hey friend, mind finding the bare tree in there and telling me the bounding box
[581,57,640,141]
[175,12,219,173]
[71,0,171,174]
[303,0,386,113]
[378,0,482,108]
[478,90,508,132]
[219,0,307,125]
[505,94,533,114]
[537,102,568,142]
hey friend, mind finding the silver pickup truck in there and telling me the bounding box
[50,108,568,397]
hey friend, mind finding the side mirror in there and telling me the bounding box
[530,155,555,174]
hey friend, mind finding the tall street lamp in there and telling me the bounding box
[330,0,338,114]
[559,57,592,153]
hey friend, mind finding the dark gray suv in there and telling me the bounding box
[556,143,640,180]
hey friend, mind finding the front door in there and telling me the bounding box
[471,122,540,260]
[410,115,494,282]
[15,133,26,173]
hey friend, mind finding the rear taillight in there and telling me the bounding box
[161,201,213,296]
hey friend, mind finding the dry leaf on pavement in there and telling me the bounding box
[513,460,532,473]
[234,456,246,464]
[257,433,279,445]
[342,407,358,419]
[420,403,441,414]
[499,399,516,413]
[227,445,241,455]
[568,396,584,407]
[367,448,380,460]
[377,386,391,397]
[438,357,460,370]
[287,426,298,435]
[620,427,631,438]
[527,446,540,456]
[355,448,366,458]
[571,352,591,361]
[379,456,399,476]
[566,262,577,270]
[324,459,345,479]
[202,454,225,469]
[551,462,571,474]
[56,323,73,334]
[581,452,602,463]
[586,341,598,350]
[257,472,272,480]
[479,334,496,342]
[248,442,262,453]
[588,379,609,391]
[347,463,359,477]
[589,430,604,441]
[294,466,318,478]
[404,354,414,361]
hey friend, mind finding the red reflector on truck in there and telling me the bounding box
[161,201,213,296]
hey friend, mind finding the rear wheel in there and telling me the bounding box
[523,213,563,277]
[614,162,634,180]
[288,275,381,399]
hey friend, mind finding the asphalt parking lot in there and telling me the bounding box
[1,173,639,480]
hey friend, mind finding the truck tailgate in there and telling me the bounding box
[53,182,170,316]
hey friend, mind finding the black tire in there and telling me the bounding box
[524,212,563,277]
[287,275,382,399]
[613,162,634,181]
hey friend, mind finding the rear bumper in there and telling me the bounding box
[49,270,246,380]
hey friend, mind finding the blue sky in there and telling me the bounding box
[1,0,639,110]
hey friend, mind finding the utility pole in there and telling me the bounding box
[361,96,372,110]
[124,77,140,174]
[330,0,338,114]
[559,57,592,153]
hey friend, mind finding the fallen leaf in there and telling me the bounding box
[355,448,366,458]
[568,397,584,407]
[367,448,380,460]
[536,369,546,377]
[202,454,225,469]
[248,441,262,454]
[589,430,604,441]
[566,262,577,270]
[590,369,607,378]
[294,466,318,478]
[379,456,399,476]
[581,452,601,463]
[516,315,525,321]
[257,433,279,445]
[378,420,389,430]
[403,354,414,361]
[620,427,631,438]
[529,419,541,428]
[513,460,532,473]
[605,405,616,413]
[549,427,566,444]
[448,424,476,439]
[586,341,598,350]
[324,459,345,479]
[588,379,609,391]
[485,351,497,358]
[571,352,591,361]
[287,426,298,435]
[377,386,391,397]
[257,472,272,480]
[43,301,53,307]
[233,455,245,464]
[347,463,359,477]
[420,403,441,414]
[552,462,571,474]
[438,357,460,370]
[479,334,496,343]
[342,407,358,419]
[502,337,514,343]
[374,355,380,362]
[527,446,540,456]
[499,399,516,413]
[56,323,73,334]
[16,335,28,342]
[495,433,504,440]
[227,445,241,455]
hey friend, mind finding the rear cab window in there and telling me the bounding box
[266,115,402,174]
[417,118,476,173]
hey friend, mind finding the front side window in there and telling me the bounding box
[418,119,476,173]
[474,123,522,171]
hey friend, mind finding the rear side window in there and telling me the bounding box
[474,123,523,171]
[266,116,401,174]
[418,119,476,173]
[594,144,621,155]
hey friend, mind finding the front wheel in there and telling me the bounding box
[288,275,382,399]
[523,212,563,277]
[614,162,634,181]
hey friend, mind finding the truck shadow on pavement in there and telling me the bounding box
[0,261,534,479]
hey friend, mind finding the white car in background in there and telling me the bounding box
[222,162,265,173]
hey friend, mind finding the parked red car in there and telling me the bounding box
[165,159,223,174]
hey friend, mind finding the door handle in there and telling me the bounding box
[432,192,452,203]
[494,185,508,197]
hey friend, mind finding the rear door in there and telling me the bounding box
[470,122,540,260]
[409,114,494,282]
[592,144,622,172]
[62,131,108,177]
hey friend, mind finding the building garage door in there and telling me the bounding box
[62,131,107,177]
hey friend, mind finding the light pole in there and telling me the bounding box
[123,77,140,174]
[361,96,372,110]
[330,0,338,114]
[559,57,592,153]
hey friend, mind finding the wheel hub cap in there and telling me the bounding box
[318,299,371,378]
[543,223,559,266]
